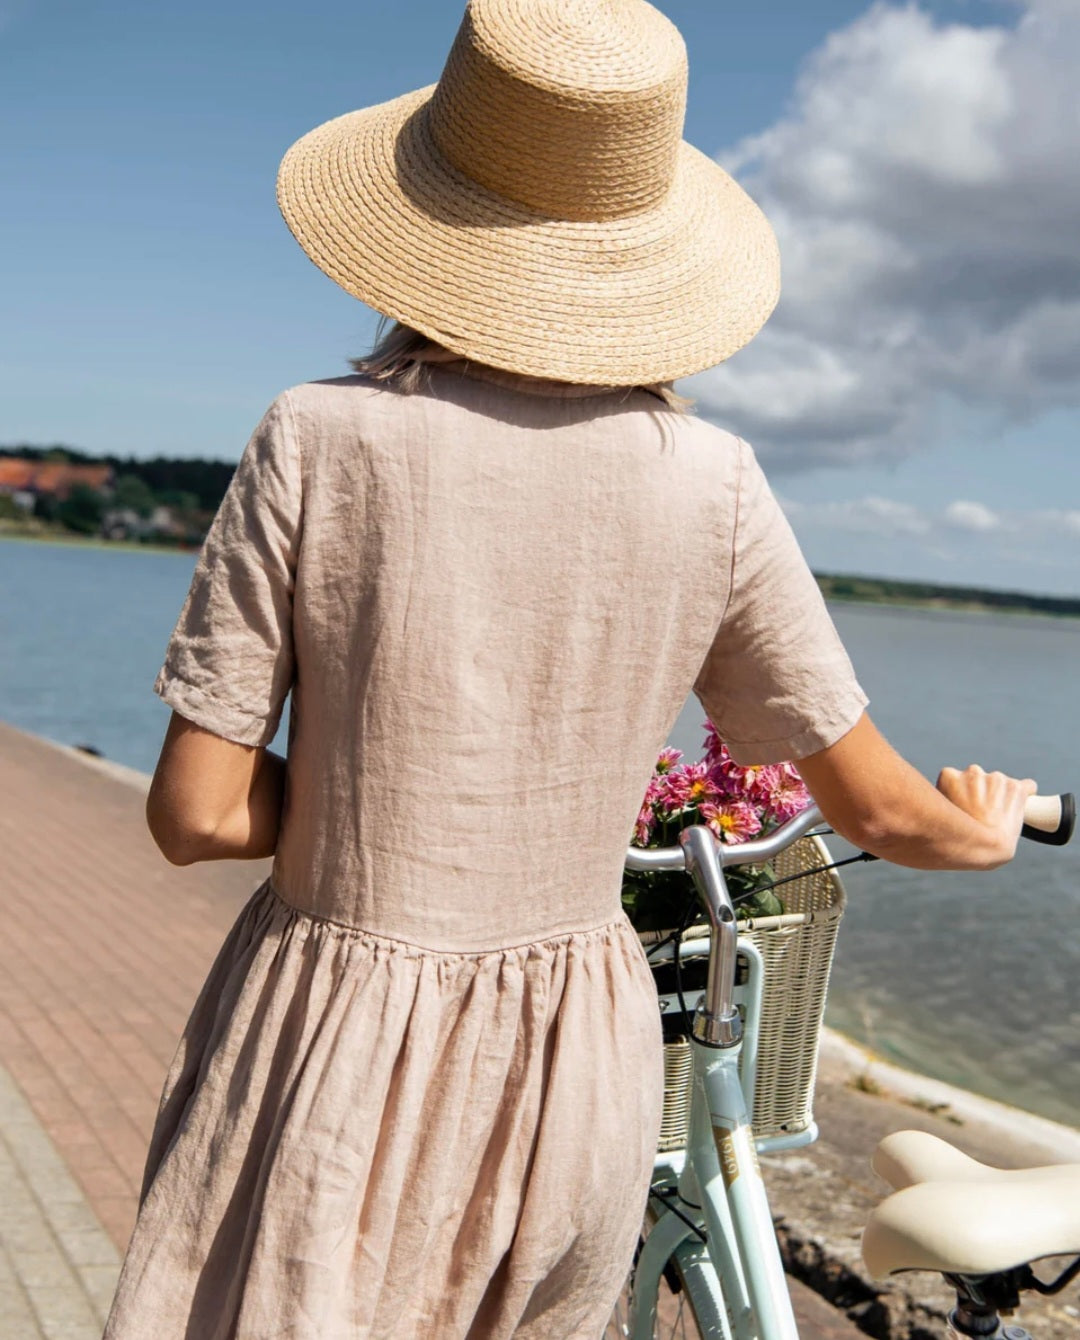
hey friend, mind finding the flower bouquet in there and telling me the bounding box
[622,721,812,934]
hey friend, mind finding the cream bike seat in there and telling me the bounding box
[862,1129,1080,1277]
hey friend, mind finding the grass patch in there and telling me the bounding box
[850,1072,885,1097]
[906,1096,964,1126]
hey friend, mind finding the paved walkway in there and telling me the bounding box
[0,1062,119,1337]
[0,719,860,1339]
[0,721,270,1336]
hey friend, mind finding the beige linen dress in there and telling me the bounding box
[103,364,866,1340]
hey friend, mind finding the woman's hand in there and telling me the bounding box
[797,712,1038,871]
[936,764,1037,863]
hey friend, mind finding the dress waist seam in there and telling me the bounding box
[262,878,633,958]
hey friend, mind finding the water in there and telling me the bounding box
[3,537,1079,1125]
[0,538,287,772]
[828,605,1080,1129]
[669,603,1080,1128]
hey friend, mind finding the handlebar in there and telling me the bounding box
[625,803,827,873]
[628,791,1074,1051]
[625,792,1075,873]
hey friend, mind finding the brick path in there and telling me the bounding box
[0,718,859,1338]
[0,720,268,1335]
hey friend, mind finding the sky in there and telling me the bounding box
[2,0,1078,594]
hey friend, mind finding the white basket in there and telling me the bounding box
[642,834,845,1151]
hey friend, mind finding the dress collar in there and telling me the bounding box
[419,354,631,401]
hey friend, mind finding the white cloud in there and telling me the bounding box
[782,495,1080,592]
[863,496,933,534]
[1030,508,1080,538]
[778,495,931,536]
[784,496,1080,541]
[944,500,1001,531]
[692,0,1080,467]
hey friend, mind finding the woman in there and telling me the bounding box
[104,2,1034,1337]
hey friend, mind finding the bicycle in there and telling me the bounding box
[605,792,1077,1340]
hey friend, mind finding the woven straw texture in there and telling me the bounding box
[653,834,846,1152]
[277,0,780,385]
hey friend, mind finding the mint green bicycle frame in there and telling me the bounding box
[624,806,828,1340]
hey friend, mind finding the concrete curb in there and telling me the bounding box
[0,1063,120,1339]
[761,1031,1080,1339]
[33,734,152,795]
[820,1027,1080,1161]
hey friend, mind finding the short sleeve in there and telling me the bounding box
[153,392,302,747]
[693,439,868,764]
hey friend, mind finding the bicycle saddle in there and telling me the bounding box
[862,1130,1080,1277]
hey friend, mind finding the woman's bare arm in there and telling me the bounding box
[796,712,1036,871]
[146,712,287,865]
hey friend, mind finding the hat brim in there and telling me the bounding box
[277,85,780,385]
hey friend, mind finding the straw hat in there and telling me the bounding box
[277,0,780,386]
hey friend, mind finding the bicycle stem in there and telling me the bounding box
[679,826,742,1048]
[625,806,829,1046]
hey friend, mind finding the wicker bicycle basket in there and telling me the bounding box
[641,833,845,1152]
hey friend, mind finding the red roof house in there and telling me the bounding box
[0,458,113,499]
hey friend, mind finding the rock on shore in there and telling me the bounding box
[765,1029,1080,1339]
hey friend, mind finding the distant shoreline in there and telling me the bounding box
[815,571,1080,620]
[0,526,194,558]
[4,527,1078,616]
[824,593,1080,622]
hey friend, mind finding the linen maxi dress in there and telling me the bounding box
[103,363,867,1340]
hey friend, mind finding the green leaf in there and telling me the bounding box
[735,887,785,920]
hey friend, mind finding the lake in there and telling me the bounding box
[3,536,1079,1126]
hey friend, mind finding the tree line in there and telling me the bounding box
[0,444,237,544]
[1,444,235,510]
[816,572,1080,618]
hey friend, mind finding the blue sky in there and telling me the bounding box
[3,0,1077,593]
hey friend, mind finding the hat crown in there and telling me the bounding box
[428,0,688,222]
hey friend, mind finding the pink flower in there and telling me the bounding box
[714,759,779,805]
[655,747,683,774]
[681,762,717,807]
[652,768,689,814]
[702,720,725,765]
[636,728,809,847]
[763,766,811,822]
[659,767,687,809]
[651,761,722,817]
[699,800,762,844]
[705,760,734,799]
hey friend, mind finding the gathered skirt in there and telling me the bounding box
[103,881,664,1339]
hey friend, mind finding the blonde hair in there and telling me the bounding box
[351,320,694,413]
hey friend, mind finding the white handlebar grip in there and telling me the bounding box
[1024,795,1062,832]
[1021,793,1075,846]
